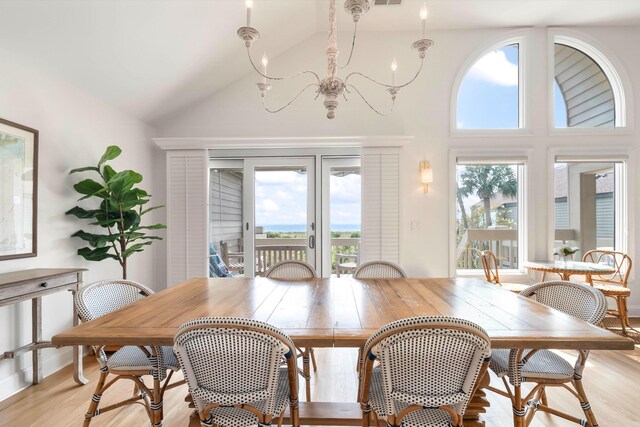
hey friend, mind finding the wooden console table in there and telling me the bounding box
[0,268,88,385]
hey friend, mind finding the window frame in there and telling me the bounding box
[548,29,633,134]
[450,30,532,137]
[449,147,531,277]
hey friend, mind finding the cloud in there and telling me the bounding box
[467,49,518,87]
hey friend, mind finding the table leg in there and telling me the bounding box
[562,272,571,281]
[32,297,42,384]
[463,370,491,426]
[71,288,89,385]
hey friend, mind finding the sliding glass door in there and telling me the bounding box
[210,155,362,278]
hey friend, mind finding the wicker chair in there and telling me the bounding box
[174,317,299,427]
[488,281,607,427]
[480,250,529,293]
[353,261,407,279]
[582,249,632,334]
[75,280,184,427]
[265,260,317,402]
[358,316,492,427]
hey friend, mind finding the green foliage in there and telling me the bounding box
[457,165,517,229]
[350,231,361,238]
[66,145,165,279]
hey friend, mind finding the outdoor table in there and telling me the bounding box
[525,260,616,284]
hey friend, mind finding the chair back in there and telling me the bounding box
[358,316,491,419]
[520,281,607,325]
[265,260,316,280]
[582,249,632,287]
[480,250,499,284]
[174,317,298,417]
[75,280,153,322]
[353,261,407,279]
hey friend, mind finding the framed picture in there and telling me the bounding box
[0,118,38,260]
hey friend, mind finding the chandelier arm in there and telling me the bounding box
[261,84,319,113]
[246,48,320,84]
[337,22,358,69]
[344,57,424,89]
[345,84,392,116]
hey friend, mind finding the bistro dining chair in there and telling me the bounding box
[75,280,184,427]
[480,250,529,293]
[358,316,492,427]
[174,317,299,427]
[488,281,607,427]
[353,260,407,279]
[582,249,632,334]
[265,260,317,402]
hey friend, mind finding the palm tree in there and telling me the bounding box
[458,165,517,228]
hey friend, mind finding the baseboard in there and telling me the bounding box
[0,347,74,402]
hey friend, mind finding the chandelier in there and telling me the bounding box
[237,0,433,119]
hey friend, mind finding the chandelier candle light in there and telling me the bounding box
[237,0,434,119]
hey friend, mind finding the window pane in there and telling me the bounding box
[554,43,614,128]
[456,164,520,271]
[554,163,616,256]
[329,166,361,277]
[457,44,519,129]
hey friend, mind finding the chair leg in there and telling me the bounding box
[574,379,599,427]
[83,369,108,427]
[623,298,631,327]
[302,349,311,402]
[616,296,627,335]
[361,403,372,427]
[310,347,318,372]
[540,387,548,406]
[151,377,163,426]
[512,384,526,427]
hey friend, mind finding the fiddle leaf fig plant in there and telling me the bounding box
[66,145,165,279]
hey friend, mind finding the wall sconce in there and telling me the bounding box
[420,161,433,193]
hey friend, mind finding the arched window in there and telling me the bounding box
[455,43,521,130]
[552,34,627,129]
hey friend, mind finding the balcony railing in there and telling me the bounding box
[251,237,359,276]
[457,229,518,270]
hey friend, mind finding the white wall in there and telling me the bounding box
[0,46,163,400]
[157,26,640,313]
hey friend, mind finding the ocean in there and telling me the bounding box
[259,224,361,232]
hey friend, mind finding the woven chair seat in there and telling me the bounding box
[107,345,179,372]
[592,282,631,296]
[497,282,530,293]
[490,348,575,381]
[369,368,459,426]
[196,367,290,427]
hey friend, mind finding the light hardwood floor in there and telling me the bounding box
[1,346,638,426]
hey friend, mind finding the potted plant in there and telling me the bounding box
[554,244,579,262]
[66,146,165,279]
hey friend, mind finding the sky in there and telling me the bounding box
[254,169,361,228]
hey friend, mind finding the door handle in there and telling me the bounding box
[309,235,315,249]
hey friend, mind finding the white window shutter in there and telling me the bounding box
[360,148,400,264]
[166,150,208,286]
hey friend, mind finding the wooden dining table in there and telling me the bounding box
[52,277,633,426]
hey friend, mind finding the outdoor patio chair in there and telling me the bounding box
[358,316,491,427]
[480,250,529,293]
[488,280,607,427]
[583,249,632,334]
[265,260,318,402]
[174,317,299,427]
[353,260,407,279]
[75,280,184,426]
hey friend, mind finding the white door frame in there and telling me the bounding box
[243,157,316,277]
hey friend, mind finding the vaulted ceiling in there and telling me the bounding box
[1,0,639,126]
